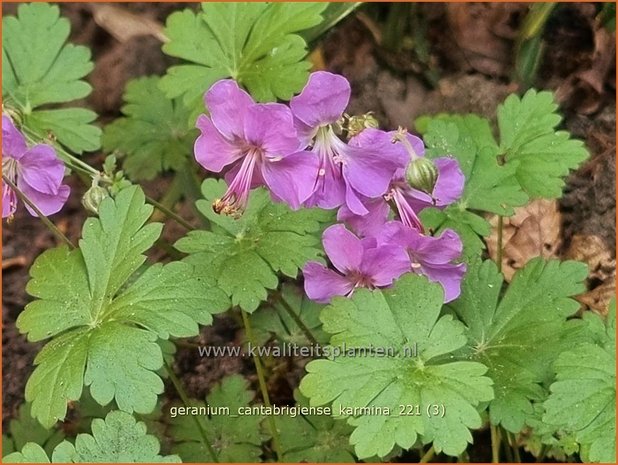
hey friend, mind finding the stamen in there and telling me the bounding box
[391,127,419,160]
[213,151,258,218]
[392,188,425,233]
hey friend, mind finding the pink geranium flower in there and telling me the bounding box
[290,72,407,215]
[2,115,70,219]
[379,221,467,302]
[339,128,465,234]
[303,224,410,303]
[194,80,319,216]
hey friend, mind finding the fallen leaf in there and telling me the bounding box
[88,3,167,44]
[444,3,525,77]
[565,234,616,313]
[487,199,562,281]
[555,20,616,114]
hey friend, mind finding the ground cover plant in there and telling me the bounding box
[2,2,616,463]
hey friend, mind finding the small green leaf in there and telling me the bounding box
[543,304,616,463]
[18,186,229,427]
[7,403,65,456]
[54,411,180,463]
[170,375,266,462]
[102,77,197,181]
[160,2,327,109]
[278,391,356,462]
[5,411,180,463]
[497,89,588,198]
[300,274,494,459]
[175,179,331,312]
[2,3,100,152]
[449,258,588,433]
[3,443,50,463]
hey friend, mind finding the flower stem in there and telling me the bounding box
[273,291,318,346]
[496,215,504,273]
[419,445,435,463]
[146,195,195,231]
[507,431,521,462]
[490,423,501,463]
[240,309,283,462]
[2,174,76,249]
[164,357,219,463]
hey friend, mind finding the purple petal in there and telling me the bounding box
[339,138,401,198]
[2,184,17,218]
[205,80,254,140]
[338,196,390,238]
[380,222,463,265]
[2,115,27,159]
[18,145,66,195]
[243,103,299,155]
[290,71,350,128]
[360,245,410,287]
[195,115,244,173]
[19,180,70,217]
[303,261,354,304]
[419,262,467,302]
[432,157,465,205]
[344,184,369,216]
[350,128,422,163]
[412,228,463,264]
[260,150,319,210]
[322,224,363,273]
[304,151,345,209]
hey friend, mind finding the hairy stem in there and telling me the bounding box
[150,175,185,224]
[241,310,283,462]
[419,445,435,463]
[496,215,504,273]
[146,195,195,231]
[3,174,76,249]
[164,357,219,463]
[508,431,521,463]
[490,423,501,463]
[273,291,319,345]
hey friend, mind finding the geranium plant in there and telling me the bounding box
[2,3,614,464]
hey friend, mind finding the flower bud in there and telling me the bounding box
[82,185,109,214]
[405,157,438,195]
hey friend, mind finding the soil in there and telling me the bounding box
[2,3,615,461]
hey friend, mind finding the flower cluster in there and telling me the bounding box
[195,72,466,303]
[2,114,70,220]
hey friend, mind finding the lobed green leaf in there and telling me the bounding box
[300,274,494,459]
[2,3,100,152]
[160,2,327,112]
[175,179,332,312]
[18,186,229,427]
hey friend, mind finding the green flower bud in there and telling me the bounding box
[405,157,439,195]
[82,185,109,215]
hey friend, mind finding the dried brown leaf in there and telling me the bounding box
[487,199,562,281]
[565,234,616,313]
